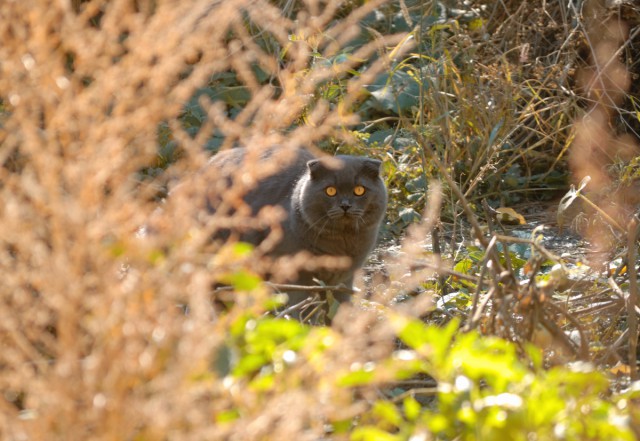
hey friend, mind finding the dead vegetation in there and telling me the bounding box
[1,0,640,439]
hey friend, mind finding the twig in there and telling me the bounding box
[578,193,625,235]
[627,217,639,380]
[266,282,355,294]
[546,301,589,360]
[598,328,628,365]
[609,277,628,300]
[389,387,438,403]
[300,301,329,325]
[574,299,623,318]
[413,131,489,249]
[492,234,563,267]
[431,226,448,296]
[608,278,640,318]
[213,282,355,294]
[393,379,438,388]
[410,260,481,284]
[275,296,320,318]
[538,306,584,360]
[467,287,495,332]
[464,236,498,332]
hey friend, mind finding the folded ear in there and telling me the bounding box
[360,158,382,178]
[307,159,331,179]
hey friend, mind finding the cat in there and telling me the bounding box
[207,147,388,313]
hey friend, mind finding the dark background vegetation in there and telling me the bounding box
[1,0,640,439]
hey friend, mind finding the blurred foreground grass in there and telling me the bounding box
[1,0,640,439]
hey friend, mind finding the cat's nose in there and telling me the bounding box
[339,199,352,212]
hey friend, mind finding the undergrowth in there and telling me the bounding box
[1,0,640,439]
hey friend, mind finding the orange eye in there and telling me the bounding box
[354,185,366,196]
[325,186,337,196]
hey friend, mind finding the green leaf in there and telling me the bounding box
[337,369,375,387]
[251,318,307,345]
[373,401,402,428]
[232,242,255,256]
[366,70,422,115]
[351,427,400,441]
[453,257,473,274]
[487,119,504,147]
[249,372,275,391]
[403,396,421,422]
[398,207,421,224]
[330,418,353,434]
[427,413,450,432]
[215,409,240,423]
[396,319,432,351]
[233,353,268,377]
[220,269,262,291]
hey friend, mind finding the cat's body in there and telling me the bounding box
[208,147,387,306]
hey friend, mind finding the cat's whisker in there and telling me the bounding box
[304,213,332,244]
[305,213,330,233]
[312,218,331,245]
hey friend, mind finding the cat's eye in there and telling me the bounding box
[325,186,337,196]
[354,185,366,196]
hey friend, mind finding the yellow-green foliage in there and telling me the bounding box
[1,0,639,440]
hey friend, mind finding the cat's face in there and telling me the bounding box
[298,156,387,232]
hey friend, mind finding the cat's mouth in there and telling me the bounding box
[327,208,364,224]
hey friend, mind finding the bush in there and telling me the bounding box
[1,0,639,439]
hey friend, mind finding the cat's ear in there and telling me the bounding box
[361,159,382,178]
[306,159,331,179]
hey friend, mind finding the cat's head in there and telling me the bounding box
[297,155,387,232]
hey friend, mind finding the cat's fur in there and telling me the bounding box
[208,147,387,306]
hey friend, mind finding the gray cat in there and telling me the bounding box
[208,147,387,312]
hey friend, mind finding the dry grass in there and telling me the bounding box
[0,0,413,438]
[1,0,640,438]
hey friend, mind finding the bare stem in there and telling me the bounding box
[627,217,639,380]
